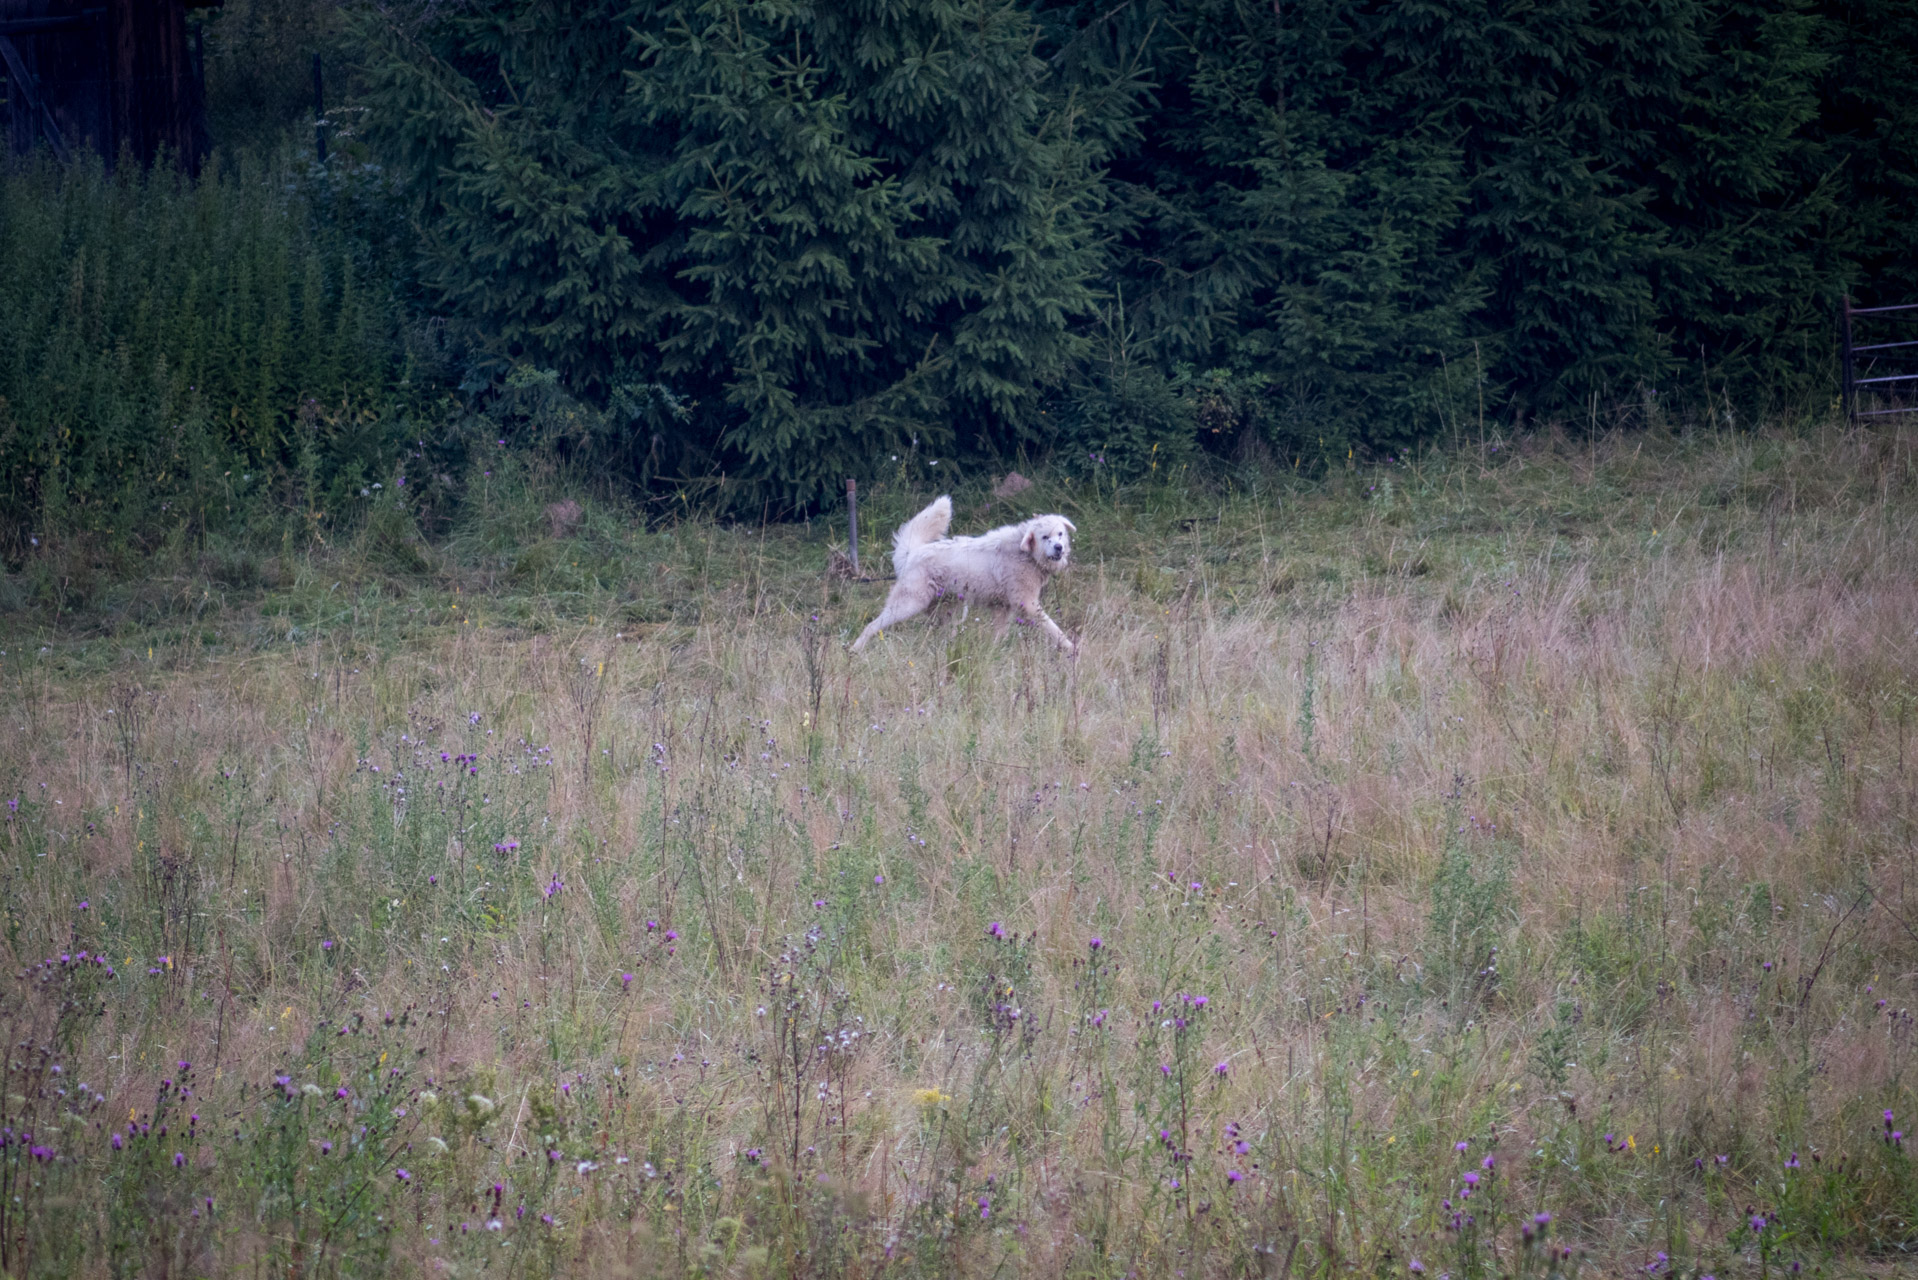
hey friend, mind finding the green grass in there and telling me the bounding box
[3,420,1917,1279]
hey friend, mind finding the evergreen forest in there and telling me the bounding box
[0,0,1914,541]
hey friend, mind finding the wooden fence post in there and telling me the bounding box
[1842,295,1855,424]
[846,478,859,577]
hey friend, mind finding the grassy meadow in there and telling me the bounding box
[5,422,1918,1279]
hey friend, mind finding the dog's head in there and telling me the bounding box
[1020,515,1076,570]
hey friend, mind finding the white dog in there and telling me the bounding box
[850,496,1077,654]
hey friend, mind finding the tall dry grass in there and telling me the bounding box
[4,422,1918,1278]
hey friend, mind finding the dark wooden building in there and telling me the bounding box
[1,0,211,174]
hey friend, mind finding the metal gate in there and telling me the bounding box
[1842,298,1918,423]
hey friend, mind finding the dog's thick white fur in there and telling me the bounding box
[850,496,1077,654]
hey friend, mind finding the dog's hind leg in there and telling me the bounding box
[988,603,1013,640]
[851,589,930,653]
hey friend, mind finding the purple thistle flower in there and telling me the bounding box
[621,973,633,986]
[173,1152,185,1168]
[1750,1215,1767,1233]
[1228,1169,1243,1183]
[320,1141,333,1154]
[1089,937,1102,950]
[1455,1141,1470,1153]
[1463,1171,1480,1186]
[1409,1261,1425,1274]
[873,874,884,885]
[1785,1152,1800,1169]
[1235,1140,1251,1155]
[1534,1212,1552,1227]
[111,1133,122,1150]
[321,939,334,950]
[396,1168,410,1181]
[1214,1060,1229,1076]
[1482,1154,1496,1170]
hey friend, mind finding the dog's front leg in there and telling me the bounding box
[1009,598,1074,654]
[1033,607,1076,655]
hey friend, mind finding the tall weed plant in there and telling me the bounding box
[0,152,424,564]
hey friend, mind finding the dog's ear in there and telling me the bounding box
[1021,528,1036,553]
[1060,517,1077,533]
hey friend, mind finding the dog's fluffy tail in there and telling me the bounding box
[892,495,952,574]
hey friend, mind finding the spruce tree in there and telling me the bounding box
[357,0,1107,508]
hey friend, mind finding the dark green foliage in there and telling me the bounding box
[1644,0,1842,407]
[354,0,1107,510]
[1051,297,1199,477]
[346,0,1914,494]
[1819,0,1918,306]
[198,0,346,152]
[1041,0,1487,458]
[1037,0,1887,449]
[9,0,1918,553]
[0,155,416,559]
